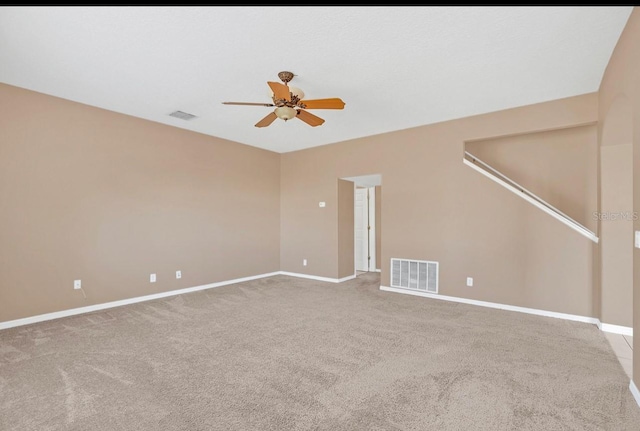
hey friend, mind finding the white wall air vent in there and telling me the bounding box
[169,111,197,120]
[391,258,438,293]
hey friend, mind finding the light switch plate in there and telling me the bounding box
[635,231,640,249]
[319,202,326,208]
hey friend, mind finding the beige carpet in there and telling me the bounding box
[1,272,638,430]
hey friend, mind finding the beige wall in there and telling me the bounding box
[466,124,598,232]
[466,124,608,322]
[598,6,639,385]
[337,179,355,278]
[281,92,598,317]
[279,154,337,277]
[597,89,634,328]
[600,144,633,327]
[0,83,281,322]
[375,186,381,269]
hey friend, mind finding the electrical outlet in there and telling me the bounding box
[176,270,182,279]
[303,259,307,266]
[74,280,82,290]
[466,277,473,287]
[150,273,156,283]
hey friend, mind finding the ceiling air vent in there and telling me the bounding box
[169,110,197,120]
[391,258,438,293]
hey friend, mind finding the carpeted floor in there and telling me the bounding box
[1,272,638,430]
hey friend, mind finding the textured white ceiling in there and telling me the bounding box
[0,6,633,153]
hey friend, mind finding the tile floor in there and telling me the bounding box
[604,332,633,379]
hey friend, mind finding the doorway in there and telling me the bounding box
[341,174,382,276]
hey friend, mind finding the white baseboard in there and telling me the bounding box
[631,380,640,409]
[600,323,633,337]
[0,271,362,331]
[338,274,357,282]
[380,286,635,337]
[375,268,381,273]
[278,271,355,284]
[379,286,600,325]
[0,272,280,331]
[3,272,631,340]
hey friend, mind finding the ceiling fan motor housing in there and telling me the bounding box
[278,71,294,84]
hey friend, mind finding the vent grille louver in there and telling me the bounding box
[169,111,197,120]
[391,258,438,293]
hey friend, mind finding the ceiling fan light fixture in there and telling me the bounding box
[224,71,344,128]
[289,86,305,100]
[274,106,297,121]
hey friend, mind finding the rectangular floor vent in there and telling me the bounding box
[391,258,438,293]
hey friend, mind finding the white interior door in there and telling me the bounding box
[355,188,368,271]
[368,187,376,271]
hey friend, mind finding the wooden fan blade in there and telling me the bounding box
[267,81,291,101]
[223,102,274,107]
[299,98,345,110]
[296,109,325,127]
[255,112,278,128]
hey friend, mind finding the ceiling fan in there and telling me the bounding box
[222,71,345,128]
